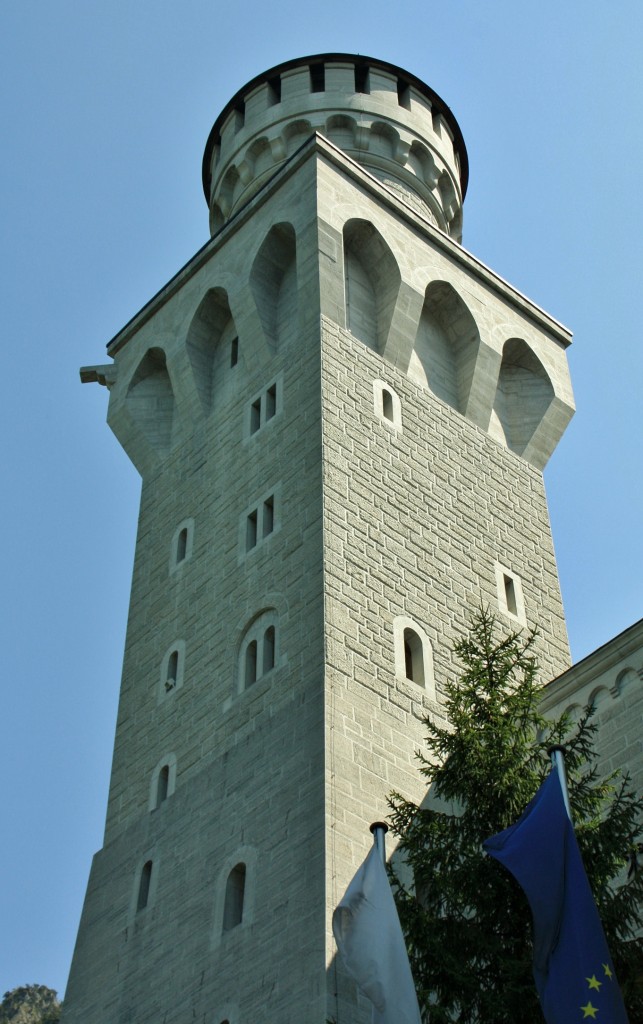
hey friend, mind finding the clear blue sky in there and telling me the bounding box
[1,0,641,1001]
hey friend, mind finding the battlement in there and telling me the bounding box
[202,53,468,240]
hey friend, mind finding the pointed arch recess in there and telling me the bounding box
[410,281,480,414]
[126,347,175,453]
[343,219,401,354]
[186,288,238,414]
[490,338,554,456]
[249,223,297,349]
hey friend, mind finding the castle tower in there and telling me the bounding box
[65,54,575,1023]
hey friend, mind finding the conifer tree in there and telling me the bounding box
[388,609,643,1023]
[0,986,61,1024]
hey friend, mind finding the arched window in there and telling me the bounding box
[222,863,246,932]
[245,640,258,687]
[238,611,279,693]
[137,861,153,912]
[382,388,394,421]
[156,765,169,806]
[403,628,425,685]
[167,650,179,687]
[373,379,402,430]
[149,754,177,811]
[170,519,194,574]
[394,616,435,699]
[263,626,275,673]
[176,528,188,563]
[159,641,186,700]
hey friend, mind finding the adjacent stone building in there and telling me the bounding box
[543,618,643,800]
[64,54,580,1022]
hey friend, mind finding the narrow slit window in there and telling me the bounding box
[263,496,274,538]
[167,650,179,688]
[504,574,518,616]
[374,380,401,431]
[403,628,425,686]
[176,527,188,563]
[156,765,169,807]
[382,388,394,422]
[263,625,275,673]
[230,336,239,367]
[265,383,277,421]
[245,641,258,687]
[246,509,258,551]
[223,863,246,932]
[250,399,261,434]
[137,861,153,911]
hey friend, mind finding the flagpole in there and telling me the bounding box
[370,820,389,864]
[548,744,572,822]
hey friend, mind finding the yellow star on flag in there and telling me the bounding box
[587,975,602,991]
[603,963,613,979]
[580,1001,599,1019]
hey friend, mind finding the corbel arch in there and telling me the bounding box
[125,347,176,454]
[185,287,239,414]
[409,280,481,415]
[249,222,298,349]
[489,338,554,457]
[324,113,357,150]
[342,218,401,354]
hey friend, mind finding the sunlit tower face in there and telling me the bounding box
[66,54,574,1024]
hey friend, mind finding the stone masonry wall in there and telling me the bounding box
[321,315,571,1021]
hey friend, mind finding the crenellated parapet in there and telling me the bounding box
[202,54,468,241]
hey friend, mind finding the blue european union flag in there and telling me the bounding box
[484,768,629,1023]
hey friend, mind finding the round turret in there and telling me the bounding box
[203,54,468,241]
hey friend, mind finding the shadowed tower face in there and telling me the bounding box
[66,54,575,1024]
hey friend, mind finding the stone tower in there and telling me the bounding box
[65,54,575,1023]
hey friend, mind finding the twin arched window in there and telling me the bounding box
[239,612,278,691]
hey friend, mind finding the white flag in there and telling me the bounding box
[332,843,422,1024]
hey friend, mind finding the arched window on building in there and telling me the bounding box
[167,650,179,687]
[159,641,186,700]
[263,625,275,673]
[238,611,279,694]
[393,616,435,700]
[245,640,258,687]
[222,863,246,932]
[156,765,169,806]
[137,861,153,912]
[169,518,195,574]
[149,754,177,811]
[176,527,188,563]
[403,628,425,686]
[382,388,394,422]
[373,379,402,431]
